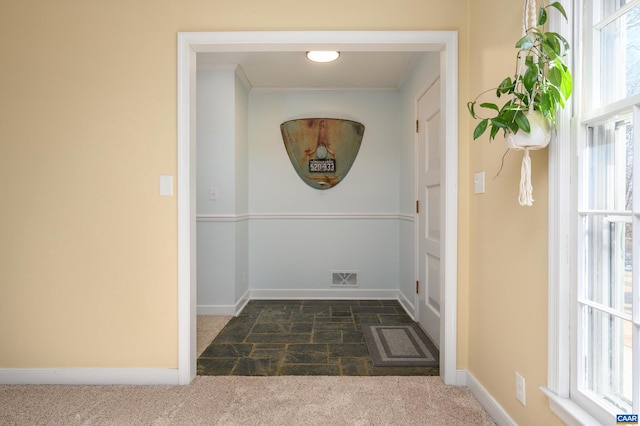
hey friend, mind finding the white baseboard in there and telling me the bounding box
[398,291,415,319]
[464,370,517,426]
[0,368,179,385]
[249,288,399,300]
[198,289,408,315]
[197,289,252,316]
[196,305,236,315]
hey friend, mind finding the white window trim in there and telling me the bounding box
[543,0,605,424]
[545,1,637,423]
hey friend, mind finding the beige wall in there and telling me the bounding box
[0,0,562,423]
[467,0,562,424]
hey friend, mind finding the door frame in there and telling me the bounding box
[176,31,458,385]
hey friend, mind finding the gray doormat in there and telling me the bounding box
[362,323,439,367]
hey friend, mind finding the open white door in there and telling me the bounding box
[416,78,442,348]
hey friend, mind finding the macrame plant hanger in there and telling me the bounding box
[513,0,542,207]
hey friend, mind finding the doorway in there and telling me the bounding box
[177,31,459,385]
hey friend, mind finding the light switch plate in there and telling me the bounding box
[474,172,485,194]
[159,175,173,196]
[516,372,526,406]
[210,186,219,200]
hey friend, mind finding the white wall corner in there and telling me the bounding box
[235,289,251,315]
[465,371,517,426]
[248,288,400,300]
[233,65,252,91]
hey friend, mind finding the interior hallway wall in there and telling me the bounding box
[196,53,441,313]
[196,69,249,311]
[200,88,404,301]
[248,90,402,294]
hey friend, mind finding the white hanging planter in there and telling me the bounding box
[504,110,551,150]
[504,111,552,207]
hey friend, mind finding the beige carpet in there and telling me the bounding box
[0,316,496,425]
[1,376,495,425]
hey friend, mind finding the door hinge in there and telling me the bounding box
[416,280,419,294]
[416,200,420,214]
[416,119,419,133]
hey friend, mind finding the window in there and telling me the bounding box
[577,113,635,418]
[546,0,639,424]
[577,0,639,420]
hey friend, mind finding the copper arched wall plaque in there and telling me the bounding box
[280,118,365,190]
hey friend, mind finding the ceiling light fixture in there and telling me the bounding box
[306,51,340,63]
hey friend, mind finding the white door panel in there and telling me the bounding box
[417,78,442,348]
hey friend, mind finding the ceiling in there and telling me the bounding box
[197,51,431,90]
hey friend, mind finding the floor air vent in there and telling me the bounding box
[332,271,358,286]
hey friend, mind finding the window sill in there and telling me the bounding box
[541,388,605,426]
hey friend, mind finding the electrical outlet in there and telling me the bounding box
[516,372,526,406]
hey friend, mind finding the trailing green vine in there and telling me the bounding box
[468,1,572,141]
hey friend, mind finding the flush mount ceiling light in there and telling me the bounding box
[306,51,340,63]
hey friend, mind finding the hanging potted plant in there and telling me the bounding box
[467,0,572,205]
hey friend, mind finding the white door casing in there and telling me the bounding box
[416,78,442,348]
[177,31,458,385]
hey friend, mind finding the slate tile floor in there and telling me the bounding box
[197,299,439,376]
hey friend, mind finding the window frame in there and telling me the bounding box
[543,0,578,418]
[545,0,640,424]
